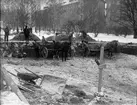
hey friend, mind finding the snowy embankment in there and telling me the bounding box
[1,29,137,43]
[88,33,137,43]
[32,31,137,43]
[33,30,55,39]
[21,30,137,43]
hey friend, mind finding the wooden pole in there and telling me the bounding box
[98,45,105,92]
[1,67,30,105]
[136,91,137,105]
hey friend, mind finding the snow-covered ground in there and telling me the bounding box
[33,30,55,39]
[1,91,29,105]
[2,53,137,105]
[1,29,137,43]
[88,33,137,43]
[29,31,137,43]
[32,30,137,43]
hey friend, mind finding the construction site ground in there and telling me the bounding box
[1,53,137,105]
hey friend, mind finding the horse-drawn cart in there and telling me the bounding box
[75,40,119,57]
[0,41,50,58]
[75,41,102,57]
[0,39,120,58]
[21,41,55,58]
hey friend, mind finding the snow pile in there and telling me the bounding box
[34,31,137,43]
[11,33,40,41]
[33,30,55,40]
[1,35,15,41]
[88,33,137,43]
[0,29,4,35]
[1,91,29,105]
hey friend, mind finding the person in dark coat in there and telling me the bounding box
[33,41,40,58]
[53,40,60,60]
[81,40,89,57]
[61,42,71,61]
[4,26,10,42]
[24,25,30,43]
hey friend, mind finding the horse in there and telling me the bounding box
[53,41,71,61]
[104,40,119,58]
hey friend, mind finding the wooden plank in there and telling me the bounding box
[1,67,30,105]
[24,67,41,78]
[7,70,40,89]
[39,75,45,86]
[98,44,105,93]
[18,85,34,93]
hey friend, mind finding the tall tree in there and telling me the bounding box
[78,0,105,34]
[46,0,64,31]
[1,0,39,30]
[120,0,137,38]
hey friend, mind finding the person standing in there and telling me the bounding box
[24,25,30,44]
[42,36,46,45]
[81,40,89,57]
[68,32,74,57]
[4,26,9,42]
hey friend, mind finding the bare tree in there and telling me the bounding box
[1,0,39,32]
[82,0,101,36]
[120,0,137,38]
[60,0,102,34]
[45,0,64,32]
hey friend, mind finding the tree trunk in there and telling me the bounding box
[133,28,137,38]
[35,27,37,33]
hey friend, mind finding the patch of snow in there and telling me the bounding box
[88,33,137,43]
[1,91,29,105]
[32,30,55,40]
[0,29,4,35]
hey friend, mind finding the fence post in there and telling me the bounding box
[136,91,137,105]
[98,44,105,93]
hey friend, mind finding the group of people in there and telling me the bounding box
[3,25,31,43]
[52,30,89,61]
[2,25,89,60]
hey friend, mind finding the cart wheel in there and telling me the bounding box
[41,47,48,58]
